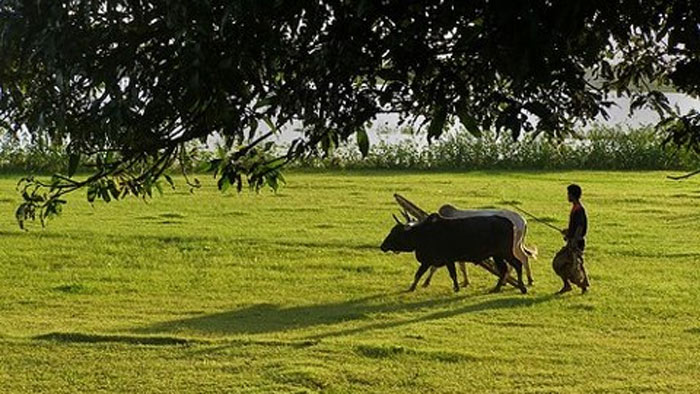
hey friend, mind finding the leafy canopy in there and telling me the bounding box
[0,0,698,227]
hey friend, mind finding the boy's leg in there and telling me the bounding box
[576,242,590,292]
[579,254,590,289]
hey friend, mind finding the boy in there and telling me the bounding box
[558,184,590,293]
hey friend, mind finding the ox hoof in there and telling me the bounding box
[527,280,534,287]
[406,286,417,293]
[421,281,431,288]
[581,286,589,295]
[460,281,470,287]
[489,287,502,294]
[557,286,572,295]
[453,286,460,293]
[519,286,528,294]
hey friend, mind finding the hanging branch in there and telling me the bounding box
[667,169,700,180]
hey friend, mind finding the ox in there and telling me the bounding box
[421,204,538,288]
[380,213,528,294]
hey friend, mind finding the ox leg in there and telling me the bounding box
[446,262,459,293]
[521,253,534,287]
[490,258,509,293]
[422,266,438,288]
[513,247,533,287]
[459,262,470,287]
[507,257,528,294]
[408,263,431,292]
[515,232,534,287]
[557,278,572,294]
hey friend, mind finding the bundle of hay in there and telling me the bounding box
[552,245,587,289]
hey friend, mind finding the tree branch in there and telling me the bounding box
[667,169,700,180]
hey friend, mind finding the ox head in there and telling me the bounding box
[379,209,428,253]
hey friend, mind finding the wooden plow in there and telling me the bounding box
[393,193,523,288]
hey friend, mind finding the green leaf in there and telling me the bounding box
[356,129,370,157]
[248,118,258,140]
[210,159,223,172]
[164,174,175,189]
[255,95,277,109]
[263,116,278,133]
[108,181,121,200]
[87,186,97,203]
[427,106,447,141]
[236,174,243,193]
[67,153,80,177]
[457,104,481,137]
[100,187,111,203]
[189,71,200,90]
[217,176,231,192]
[321,134,335,155]
[15,203,28,230]
[266,174,279,191]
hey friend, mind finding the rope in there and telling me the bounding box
[509,205,562,233]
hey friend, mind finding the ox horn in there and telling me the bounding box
[392,213,403,225]
[394,193,429,221]
[400,209,412,223]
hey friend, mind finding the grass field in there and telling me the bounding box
[1,170,699,393]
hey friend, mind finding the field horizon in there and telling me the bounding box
[1,170,699,393]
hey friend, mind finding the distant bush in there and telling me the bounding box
[0,141,69,173]
[297,126,700,171]
[1,126,697,173]
[0,138,210,174]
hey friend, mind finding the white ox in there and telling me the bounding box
[421,204,537,288]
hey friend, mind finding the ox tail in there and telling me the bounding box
[523,245,538,260]
[519,225,537,260]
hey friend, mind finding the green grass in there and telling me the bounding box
[1,170,699,393]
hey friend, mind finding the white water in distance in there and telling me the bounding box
[266,93,700,147]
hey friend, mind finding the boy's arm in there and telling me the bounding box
[564,210,584,241]
[566,225,584,249]
[572,225,584,241]
[563,213,576,239]
[567,210,585,245]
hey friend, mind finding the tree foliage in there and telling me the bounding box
[0,0,698,227]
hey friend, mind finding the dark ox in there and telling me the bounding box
[380,213,528,294]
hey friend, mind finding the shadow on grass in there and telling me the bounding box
[0,230,69,238]
[114,233,379,252]
[670,193,700,199]
[133,292,555,339]
[305,294,556,340]
[33,332,198,346]
[33,332,322,349]
[271,240,379,251]
[615,250,700,259]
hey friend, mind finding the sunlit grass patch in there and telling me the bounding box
[0,170,699,392]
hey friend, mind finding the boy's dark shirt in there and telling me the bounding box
[567,203,587,250]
